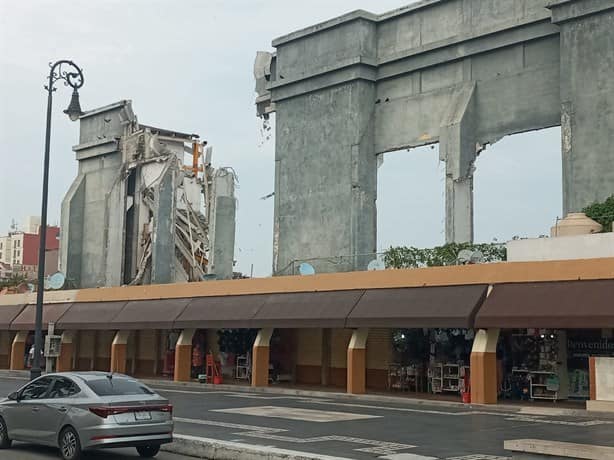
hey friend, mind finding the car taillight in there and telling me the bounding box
[89,404,173,418]
[89,407,114,418]
[160,404,173,415]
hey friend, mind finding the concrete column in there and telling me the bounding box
[10,331,29,371]
[347,328,369,394]
[174,329,195,382]
[209,170,237,280]
[131,330,138,375]
[470,328,500,404]
[440,82,477,244]
[321,328,331,386]
[549,2,614,214]
[56,331,75,372]
[110,331,131,374]
[153,330,160,376]
[90,331,98,371]
[252,328,273,387]
[151,167,176,284]
[589,356,596,401]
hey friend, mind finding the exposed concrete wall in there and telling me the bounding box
[151,165,176,284]
[60,175,85,286]
[553,1,614,213]
[274,79,377,273]
[260,0,614,265]
[62,101,130,288]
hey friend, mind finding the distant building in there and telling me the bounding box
[0,219,60,280]
[0,262,11,280]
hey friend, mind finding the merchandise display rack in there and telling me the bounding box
[512,369,560,401]
[429,363,469,394]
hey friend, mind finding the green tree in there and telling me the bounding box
[582,195,614,232]
[0,274,27,290]
[384,242,506,269]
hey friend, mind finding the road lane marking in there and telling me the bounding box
[169,433,355,460]
[153,384,612,427]
[212,405,382,422]
[379,455,438,460]
[174,416,414,455]
[225,393,299,400]
[445,456,510,460]
[298,399,613,426]
[153,388,230,395]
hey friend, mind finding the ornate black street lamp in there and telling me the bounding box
[30,60,84,380]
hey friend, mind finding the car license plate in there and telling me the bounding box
[134,411,151,421]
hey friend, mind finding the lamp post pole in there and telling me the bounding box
[30,60,84,380]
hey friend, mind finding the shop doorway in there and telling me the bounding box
[387,328,474,401]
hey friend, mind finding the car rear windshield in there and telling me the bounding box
[84,378,155,396]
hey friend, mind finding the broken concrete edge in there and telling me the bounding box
[504,439,614,460]
[162,433,353,460]
[0,370,611,420]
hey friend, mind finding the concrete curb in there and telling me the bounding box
[162,434,353,460]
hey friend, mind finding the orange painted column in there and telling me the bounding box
[251,328,273,387]
[470,328,500,404]
[10,331,28,371]
[589,356,596,401]
[56,331,75,372]
[110,331,130,374]
[347,328,368,394]
[174,329,195,382]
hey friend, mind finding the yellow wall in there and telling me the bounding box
[366,328,392,370]
[78,331,95,358]
[0,331,11,355]
[330,329,352,368]
[296,328,322,366]
[138,330,156,360]
[97,331,115,359]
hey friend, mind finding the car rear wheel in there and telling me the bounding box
[59,426,82,460]
[0,416,12,449]
[136,444,161,457]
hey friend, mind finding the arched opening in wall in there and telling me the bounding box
[474,127,562,243]
[377,144,445,253]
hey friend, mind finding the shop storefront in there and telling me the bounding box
[388,328,473,399]
[492,329,614,403]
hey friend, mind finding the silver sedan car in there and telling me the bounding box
[0,372,173,460]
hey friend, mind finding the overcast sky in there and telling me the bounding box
[0,0,562,277]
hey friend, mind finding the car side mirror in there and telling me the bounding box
[8,392,19,401]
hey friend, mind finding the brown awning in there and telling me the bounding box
[0,305,27,330]
[252,291,365,328]
[475,280,614,329]
[345,285,488,328]
[173,295,268,329]
[10,303,73,331]
[110,299,191,329]
[56,302,127,330]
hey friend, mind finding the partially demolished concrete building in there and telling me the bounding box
[255,0,614,274]
[61,100,236,288]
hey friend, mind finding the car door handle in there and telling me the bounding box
[31,407,40,412]
[57,407,67,413]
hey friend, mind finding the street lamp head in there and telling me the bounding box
[63,88,84,121]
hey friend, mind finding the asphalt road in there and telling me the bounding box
[1,376,614,460]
